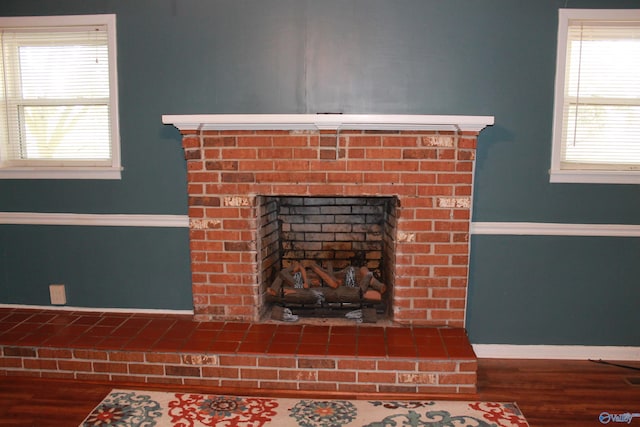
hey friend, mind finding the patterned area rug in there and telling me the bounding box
[80,389,530,427]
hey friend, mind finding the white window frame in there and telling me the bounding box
[550,9,640,184]
[0,14,121,180]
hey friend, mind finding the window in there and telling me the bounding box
[551,9,640,184]
[0,15,120,179]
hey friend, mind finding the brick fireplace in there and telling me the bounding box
[0,114,495,395]
[164,114,493,326]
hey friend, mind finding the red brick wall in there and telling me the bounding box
[181,130,478,326]
[0,344,477,394]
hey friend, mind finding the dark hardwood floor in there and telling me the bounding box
[477,359,640,426]
[1,358,639,426]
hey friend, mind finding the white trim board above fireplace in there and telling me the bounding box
[162,114,495,132]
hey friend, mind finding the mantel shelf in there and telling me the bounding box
[162,114,495,133]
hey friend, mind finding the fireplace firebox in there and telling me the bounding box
[258,195,397,321]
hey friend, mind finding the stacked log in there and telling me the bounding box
[265,261,388,305]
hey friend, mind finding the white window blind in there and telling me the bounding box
[0,15,120,179]
[551,9,640,184]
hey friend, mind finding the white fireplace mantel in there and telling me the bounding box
[162,114,494,132]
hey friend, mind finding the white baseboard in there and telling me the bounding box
[0,303,193,316]
[473,344,640,361]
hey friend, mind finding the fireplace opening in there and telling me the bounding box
[258,196,398,323]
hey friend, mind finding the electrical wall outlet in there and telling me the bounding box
[49,284,66,305]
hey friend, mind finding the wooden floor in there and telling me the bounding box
[1,358,639,426]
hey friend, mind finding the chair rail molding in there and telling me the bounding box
[3,215,640,237]
[470,222,640,237]
[0,212,189,227]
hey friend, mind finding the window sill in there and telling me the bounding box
[0,167,122,180]
[549,169,640,184]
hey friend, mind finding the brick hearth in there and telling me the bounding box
[0,307,477,394]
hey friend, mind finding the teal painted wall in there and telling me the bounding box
[0,225,192,310]
[467,236,640,345]
[0,0,638,345]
